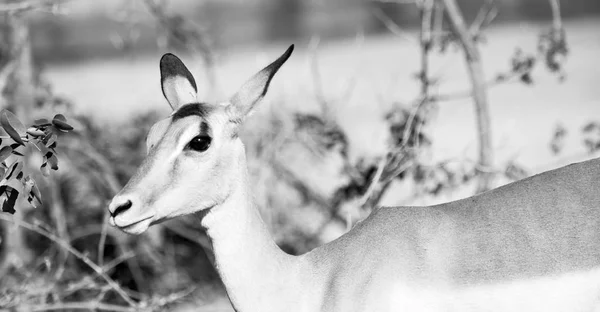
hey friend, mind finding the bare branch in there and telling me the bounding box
[548,0,562,32]
[439,0,494,192]
[431,65,531,102]
[357,157,386,207]
[0,214,137,307]
[372,8,417,43]
[97,211,110,267]
[307,37,330,117]
[26,301,136,312]
[469,0,497,35]
[418,0,434,97]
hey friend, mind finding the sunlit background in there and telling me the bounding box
[1,0,599,310]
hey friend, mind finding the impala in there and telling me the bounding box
[109,45,600,312]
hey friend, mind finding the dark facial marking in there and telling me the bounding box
[172,103,214,122]
[200,121,210,136]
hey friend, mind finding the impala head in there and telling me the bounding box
[108,45,294,234]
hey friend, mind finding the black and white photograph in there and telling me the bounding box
[0,0,599,311]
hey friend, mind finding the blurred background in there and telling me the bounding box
[0,0,599,310]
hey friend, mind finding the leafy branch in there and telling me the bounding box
[0,109,73,214]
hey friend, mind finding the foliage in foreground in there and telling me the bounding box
[0,110,73,214]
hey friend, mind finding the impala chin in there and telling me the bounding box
[118,217,153,235]
[109,214,154,235]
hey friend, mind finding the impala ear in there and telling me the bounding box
[227,44,294,124]
[160,53,198,110]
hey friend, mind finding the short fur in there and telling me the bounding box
[109,46,600,312]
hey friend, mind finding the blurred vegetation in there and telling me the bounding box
[0,0,596,310]
[23,0,600,63]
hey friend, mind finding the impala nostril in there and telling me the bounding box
[112,199,132,218]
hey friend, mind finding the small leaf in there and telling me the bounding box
[11,151,23,156]
[0,146,12,163]
[52,114,67,123]
[0,110,26,146]
[4,161,23,181]
[52,120,73,132]
[45,134,57,148]
[26,127,45,137]
[47,154,58,170]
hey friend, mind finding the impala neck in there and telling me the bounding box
[198,155,299,311]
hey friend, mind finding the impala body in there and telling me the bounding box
[109,45,600,312]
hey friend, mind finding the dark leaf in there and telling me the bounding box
[52,114,67,123]
[2,187,18,214]
[0,146,12,163]
[0,110,25,146]
[52,120,73,132]
[11,151,23,156]
[4,161,23,181]
[47,154,59,170]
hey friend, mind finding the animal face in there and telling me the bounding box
[108,46,294,234]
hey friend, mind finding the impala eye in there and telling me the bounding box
[187,135,211,152]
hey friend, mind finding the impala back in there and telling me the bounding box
[299,157,600,311]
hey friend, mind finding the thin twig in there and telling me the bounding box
[431,61,537,102]
[469,0,497,35]
[0,214,137,307]
[418,0,434,97]
[97,210,110,267]
[102,251,136,274]
[26,301,136,312]
[548,0,562,32]
[357,157,386,207]
[307,36,329,117]
[372,8,417,43]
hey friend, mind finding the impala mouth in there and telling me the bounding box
[110,215,154,235]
